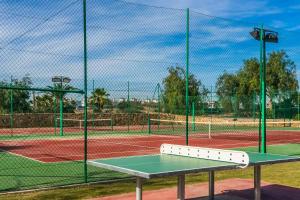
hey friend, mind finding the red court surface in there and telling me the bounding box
[91,179,300,200]
[0,125,148,135]
[0,134,299,163]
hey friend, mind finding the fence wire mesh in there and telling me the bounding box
[0,0,299,192]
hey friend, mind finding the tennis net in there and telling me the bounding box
[149,119,300,140]
[57,118,113,134]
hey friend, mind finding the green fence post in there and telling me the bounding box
[148,113,151,135]
[92,80,95,128]
[59,93,64,136]
[210,86,213,121]
[252,92,256,122]
[157,83,161,131]
[234,92,238,121]
[192,101,195,131]
[54,96,57,135]
[10,77,13,137]
[259,25,267,153]
[289,92,292,122]
[297,91,300,121]
[127,81,130,133]
[83,0,88,183]
[272,91,275,127]
[274,93,276,120]
[185,8,190,145]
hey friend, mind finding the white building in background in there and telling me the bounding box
[131,98,138,102]
[75,98,85,111]
[142,99,151,104]
[118,98,126,103]
[207,100,217,109]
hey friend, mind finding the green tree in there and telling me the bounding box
[216,72,240,113]
[89,88,110,112]
[162,66,206,114]
[47,83,77,113]
[117,100,143,113]
[0,75,32,113]
[35,93,54,113]
[216,50,298,116]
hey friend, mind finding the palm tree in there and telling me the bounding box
[89,88,109,112]
[35,93,54,112]
[47,83,77,136]
[47,83,75,100]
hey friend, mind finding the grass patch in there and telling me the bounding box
[0,152,129,192]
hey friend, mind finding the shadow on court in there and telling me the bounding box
[221,184,300,200]
[94,178,300,200]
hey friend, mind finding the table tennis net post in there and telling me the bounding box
[160,144,250,168]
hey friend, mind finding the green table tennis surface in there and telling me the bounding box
[88,152,300,179]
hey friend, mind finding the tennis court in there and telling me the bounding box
[1,125,299,163]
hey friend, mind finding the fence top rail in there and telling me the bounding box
[0,86,84,94]
[57,118,112,122]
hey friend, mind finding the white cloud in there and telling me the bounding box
[287,25,300,31]
[270,20,286,28]
[289,4,300,10]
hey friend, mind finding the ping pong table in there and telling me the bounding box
[88,144,300,200]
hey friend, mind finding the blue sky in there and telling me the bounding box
[0,0,299,99]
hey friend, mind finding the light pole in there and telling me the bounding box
[250,27,278,153]
[52,76,71,136]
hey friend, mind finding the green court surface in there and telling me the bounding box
[235,144,300,157]
[0,152,129,192]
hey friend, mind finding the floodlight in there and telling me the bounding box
[250,29,260,41]
[265,32,278,43]
[250,27,279,43]
[52,76,71,84]
[63,77,71,83]
[52,76,62,83]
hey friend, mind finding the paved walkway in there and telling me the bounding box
[90,178,300,200]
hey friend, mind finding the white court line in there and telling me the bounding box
[0,148,46,163]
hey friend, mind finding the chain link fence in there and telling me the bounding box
[0,0,299,192]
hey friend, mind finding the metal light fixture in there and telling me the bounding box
[63,77,71,83]
[250,28,278,43]
[52,76,71,84]
[52,76,62,83]
[250,28,260,40]
[265,32,278,43]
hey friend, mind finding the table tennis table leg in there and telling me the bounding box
[209,171,215,200]
[254,165,261,200]
[136,177,143,200]
[177,174,185,200]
